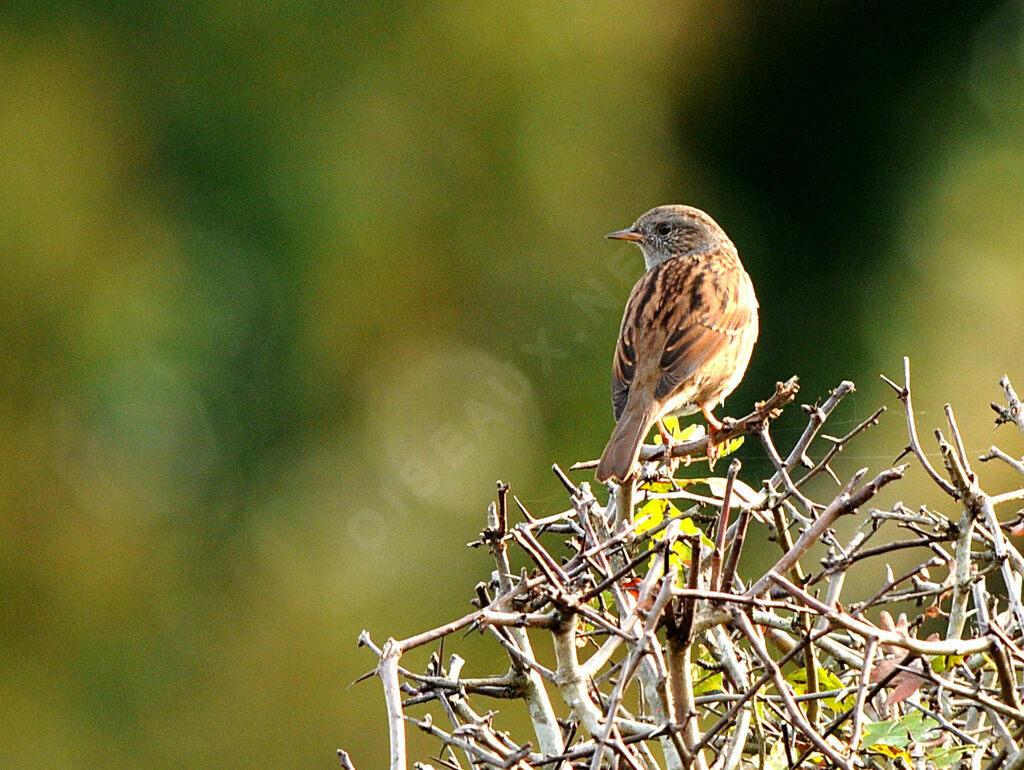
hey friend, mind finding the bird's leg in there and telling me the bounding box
[656,418,677,445]
[702,406,725,464]
[656,419,688,475]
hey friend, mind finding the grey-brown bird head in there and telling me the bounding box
[606,204,729,271]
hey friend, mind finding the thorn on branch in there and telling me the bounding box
[496,481,509,535]
[552,463,579,494]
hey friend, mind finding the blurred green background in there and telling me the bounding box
[3,1,1024,766]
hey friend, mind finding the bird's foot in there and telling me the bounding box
[655,418,687,476]
[703,408,725,467]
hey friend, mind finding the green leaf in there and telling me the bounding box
[635,498,672,535]
[693,670,724,695]
[703,475,760,503]
[652,416,705,444]
[862,718,910,749]
[677,515,715,547]
[637,478,675,494]
[787,666,854,713]
[719,434,745,456]
[868,743,913,763]
[930,652,965,674]
[862,712,941,760]
[928,745,977,767]
[634,494,714,579]
[754,698,772,727]
[599,591,617,612]
[763,735,788,770]
[902,711,940,742]
[667,540,692,570]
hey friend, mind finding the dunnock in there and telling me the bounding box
[596,205,759,483]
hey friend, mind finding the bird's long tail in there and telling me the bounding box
[596,407,653,483]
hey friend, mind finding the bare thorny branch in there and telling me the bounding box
[344,361,1024,770]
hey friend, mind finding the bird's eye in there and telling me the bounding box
[656,223,672,236]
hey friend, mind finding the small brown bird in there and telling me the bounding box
[595,205,759,483]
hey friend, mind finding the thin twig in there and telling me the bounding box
[981,445,1024,478]
[992,375,1024,438]
[848,635,877,755]
[710,459,740,592]
[880,356,957,496]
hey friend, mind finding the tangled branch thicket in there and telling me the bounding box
[344,360,1024,770]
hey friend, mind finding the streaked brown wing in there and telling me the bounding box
[611,250,755,418]
[610,307,636,420]
[655,267,756,401]
[611,264,668,420]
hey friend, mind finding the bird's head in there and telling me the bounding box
[607,204,729,271]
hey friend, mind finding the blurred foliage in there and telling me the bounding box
[1,1,1023,766]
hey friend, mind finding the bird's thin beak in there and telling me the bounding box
[606,227,643,242]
